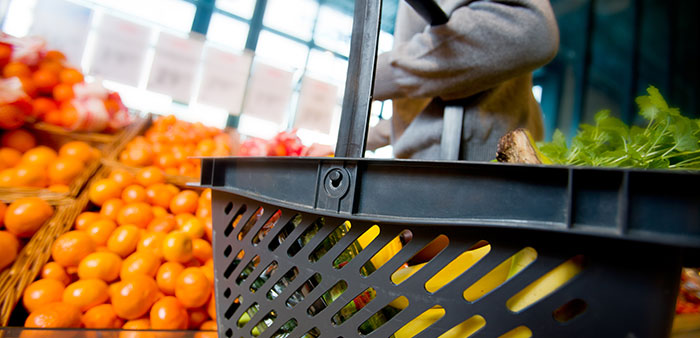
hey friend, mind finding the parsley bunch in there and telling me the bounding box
[538,86,700,169]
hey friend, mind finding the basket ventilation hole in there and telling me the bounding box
[286,273,322,308]
[224,245,232,257]
[224,202,233,215]
[224,205,247,237]
[424,240,490,293]
[394,306,445,338]
[498,326,532,338]
[269,214,303,252]
[270,318,299,338]
[302,327,321,338]
[288,217,325,257]
[354,295,406,335]
[307,280,348,317]
[332,287,379,326]
[463,247,538,302]
[223,250,245,279]
[238,207,264,241]
[391,235,449,286]
[237,302,259,328]
[361,229,412,277]
[236,255,261,285]
[267,266,300,301]
[333,225,379,270]
[553,298,587,323]
[225,328,232,338]
[439,315,486,338]
[250,261,279,293]
[506,254,585,312]
[224,288,231,298]
[224,295,242,320]
[252,210,282,246]
[309,221,352,263]
[251,311,277,337]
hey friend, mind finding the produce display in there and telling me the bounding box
[0,197,53,272]
[20,166,216,334]
[0,33,130,132]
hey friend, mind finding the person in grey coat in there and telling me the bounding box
[369,0,559,161]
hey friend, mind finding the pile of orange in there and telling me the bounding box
[22,166,217,335]
[0,128,100,191]
[119,115,231,177]
[0,197,53,270]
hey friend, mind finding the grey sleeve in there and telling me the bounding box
[373,0,559,101]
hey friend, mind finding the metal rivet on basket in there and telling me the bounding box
[324,168,351,199]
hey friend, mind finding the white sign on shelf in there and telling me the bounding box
[146,33,203,103]
[89,15,150,87]
[30,0,92,66]
[242,62,293,124]
[197,47,252,114]
[294,76,338,134]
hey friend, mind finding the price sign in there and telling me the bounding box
[242,63,293,124]
[30,0,92,66]
[89,15,150,86]
[146,33,203,103]
[197,47,252,113]
[294,76,338,134]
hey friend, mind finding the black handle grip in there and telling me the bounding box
[404,0,448,26]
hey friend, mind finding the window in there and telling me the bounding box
[216,0,256,20]
[207,13,249,51]
[263,0,318,41]
[314,5,353,56]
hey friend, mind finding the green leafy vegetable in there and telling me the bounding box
[538,86,700,169]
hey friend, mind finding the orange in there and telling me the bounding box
[18,75,37,98]
[0,231,18,269]
[40,262,71,285]
[201,259,214,285]
[0,202,5,227]
[81,303,123,329]
[165,167,179,175]
[122,184,147,204]
[150,296,188,330]
[155,153,178,169]
[45,50,67,61]
[147,215,176,233]
[14,164,48,187]
[200,189,212,205]
[162,231,193,263]
[1,129,36,152]
[32,69,59,93]
[20,146,57,168]
[52,230,96,267]
[43,109,63,126]
[192,239,212,263]
[151,206,168,218]
[196,205,211,220]
[0,104,25,129]
[0,168,16,187]
[111,274,160,320]
[137,231,165,259]
[31,97,58,119]
[100,198,125,221]
[0,147,22,169]
[206,291,216,320]
[169,190,198,215]
[62,278,109,311]
[3,61,31,78]
[24,302,81,328]
[109,169,136,189]
[181,217,205,239]
[188,307,208,330]
[107,225,140,257]
[59,68,84,85]
[120,318,154,338]
[175,267,211,308]
[23,279,65,313]
[179,162,198,177]
[120,251,161,280]
[5,197,53,238]
[58,141,96,163]
[85,218,117,246]
[75,211,103,231]
[156,261,185,295]
[60,102,80,128]
[48,157,85,185]
[175,213,195,228]
[123,144,154,167]
[47,184,69,193]
[89,178,123,206]
[117,202,154,228]
[52,83,74,102]
[78,251,122,282]
[145,183,177,208]
[203,216,213,242]
[200,320,216,331]
[136,166,165,186]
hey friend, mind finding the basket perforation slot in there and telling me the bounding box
[224,288,232,298]
[224,205,248,237]
[224,245,233,258]
[421,240,492,294]
[224,295,243,320]
[353,295,406,336]
[392,305,447,338]
[267,213,303,252]
[436,314,486,338]
[333,225,380,270]
[224,202,234,215]
[309,221,353,263]
[237,302,260,329]
[252,210,282,246]
[288,217,328,258]
[359,229,412,277]
[250,261,279,294]
[272,215,314,255]
[237,207,265,242]
[267,318,298,338]
[553,298,587,323]
[499,325,532,338]
[286,273,322,308]
[236,255,262,285]
[307,280,348,317]
[389,234,450,287]
[266,266,300,301]
[250,310,277,337]
[224,328,232,337]
[302,327,321,338]
[223,249,246,279]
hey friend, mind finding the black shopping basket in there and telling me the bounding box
[197,1,700,337]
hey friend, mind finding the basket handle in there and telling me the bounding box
[334,0,449,158]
